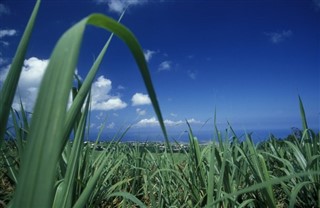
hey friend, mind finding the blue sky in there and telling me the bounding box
[0,0,319,138]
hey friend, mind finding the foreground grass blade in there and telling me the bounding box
[53,97,90,208]
[63,11,125,145]
[0,0,41,145]
[12,12,167,207]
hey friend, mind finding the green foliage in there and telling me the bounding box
[0,0,319,207]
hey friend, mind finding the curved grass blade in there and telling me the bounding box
[0,0,41,145]
[289,181,314,208]
[62,11,125,145]
[12,11,167,207]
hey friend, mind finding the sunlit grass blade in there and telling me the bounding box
[53,95,90,208]
[206,143,215,206]
[12,11,167,207]
[0,0,41,144]
[63,11,125,145]
[12,17,88,208]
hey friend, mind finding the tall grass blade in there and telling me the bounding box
[53,96,90,208]
[63,11,125,144]
[12,12,167,207]
[0,0,41,144]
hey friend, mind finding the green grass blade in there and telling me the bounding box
[206,144,215,206]
[12,17,87,208]
[12,12,166,207]
[53,97,90,208]
[108,192,147,208]
[289,181,313,208]
[0,0,41,144]
[72,154,115,208]
[86,14,168,145]
[63,11,126,144]
[298,95,309,131]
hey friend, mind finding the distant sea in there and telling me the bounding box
[89,128,314,144]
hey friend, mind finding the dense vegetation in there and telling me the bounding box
[0,1,319,207]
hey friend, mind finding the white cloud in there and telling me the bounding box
[187,70,197,80]
[0,40,9,47]
[264,30,293,44]
[136,108,146,116]
[90,75,127,111]
[95,112,105,120]
[0,29,17,38]
[106,122,115,129]
[0,4,10,16]
[92,97,127,111]
[0,59,127,112]
[117,85,125,90]
[144,49,156,62]
[131,93,151,106]
[134,117,201,128]
[158,61,171,71]
[164,119,183,126]
[187,118,203,124]
[95,0,148,14]
[134,117,159,127]
[0,57,49,111]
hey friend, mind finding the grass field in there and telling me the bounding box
[0,1,319,207]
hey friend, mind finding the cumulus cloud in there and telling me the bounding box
[131,93,151,106]
[90,75,127,111]
[134,117,159,127]
[264,30,293,44]
[0,59,127,112]
[0,57,49,111]
[0,4,10,16]
[158,61,171,71]
[144,49,156,62]
[92,97,127,111]
[136,108,146,116]
[0,29,17,38]
[187,118,202,124]
[95,0,148,14]
[164,119,183,126]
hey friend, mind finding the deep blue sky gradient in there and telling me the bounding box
[1,0,319,139]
